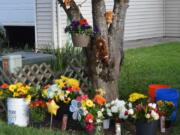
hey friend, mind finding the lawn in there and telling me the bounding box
[0,42,180,134]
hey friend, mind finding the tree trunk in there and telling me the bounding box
[58,0,129,101]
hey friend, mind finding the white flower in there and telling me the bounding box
[119,108,128,119]
[101,108,105,112]
[96,119,102,124]
[111,100,115,105]
[107,109,112,117]
[128,102,133,108]
[151,110,159,120]
[146,113,151,119]
[97,111,103,118]
[128,109,134,115]
[105,103,111,108]
[111,106,118,113]
[148,103,157,109]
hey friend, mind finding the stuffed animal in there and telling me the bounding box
[96,37,109,64]
[104,11,114,25]
[64,0,72,9]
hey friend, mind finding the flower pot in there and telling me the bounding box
[136,121,158,135]
[7,98,29,127]
[103,119,110,129]
[71,34,90,47]
[115,123,121,135]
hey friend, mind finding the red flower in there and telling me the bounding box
[85,123,95,132]
[93,95,106,106]
[0,83,9,89]
[79,19,88,25]
[85,113,94,123]
[76,95,88,102]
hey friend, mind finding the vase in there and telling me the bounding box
[7,98,29,127]
[160,116,166,133]
[71,34,90,47]
[103,119,110,129]
[136,121,158,135]
[115,123,121,135]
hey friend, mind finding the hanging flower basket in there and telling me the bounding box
[71,34,90,47]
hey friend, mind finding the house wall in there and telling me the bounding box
[35,0,180,49]
[0,0,35,26]
[165,0,180,37]
[35,0,57,49]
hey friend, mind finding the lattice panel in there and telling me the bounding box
[13,63,55,86]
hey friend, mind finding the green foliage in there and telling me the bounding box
[50,44,85,74]
[0,26,8,49]
[30,107,47,123]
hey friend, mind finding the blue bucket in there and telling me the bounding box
[156,88,179,121]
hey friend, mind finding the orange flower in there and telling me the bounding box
[93,95,106,106]
[0,83,9,89]
[80,19,88,25]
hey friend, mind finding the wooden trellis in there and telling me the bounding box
[13,63,55,86]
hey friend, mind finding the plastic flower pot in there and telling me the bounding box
[7,98,29,127]
[136,121,158,135]
[71,34,90,47]
[148,84,170,102]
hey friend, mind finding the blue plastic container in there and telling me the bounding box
[156,88,179,121]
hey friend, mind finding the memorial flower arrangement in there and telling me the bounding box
[157,100,175,119]
[42,76,81,104]
[65,19,94,36]
[69,89,106,133]
[0,82,32,102]
[29,100,47,123]
[128,93,159,121]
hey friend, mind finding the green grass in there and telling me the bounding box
[119,42,180,97]
[0,120,80,135]
[1,42,180,134]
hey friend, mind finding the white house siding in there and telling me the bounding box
[0,0,35,26]
[165,0,180,37]
[35,0,57,49]
[56,0,164,46]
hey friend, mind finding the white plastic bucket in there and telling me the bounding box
[7,98,29,127]
[103,119,110,129]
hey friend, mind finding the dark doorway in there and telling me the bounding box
[4,26,35,49]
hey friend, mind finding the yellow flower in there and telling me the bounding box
[16,82,23,88]
[96,88,106,96]
[86,99,94,107]
[63,97,71,104]
[61,76,69,81]
[25,95,31,103]
[13,92,20,97]
[167,101,174,107]
[157,100,163,107]
[81,100,87,108]
[9,84,17,92]
[67,78,79,87]
[42,89,48,97]
[0,91,3,96]
[128,92,147,102]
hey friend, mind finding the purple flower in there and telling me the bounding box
[71,20,80,28]
[93,25,100,33]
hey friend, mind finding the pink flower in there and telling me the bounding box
[76,95,88,102]
[85,123,95,132]
[85,113,94,123]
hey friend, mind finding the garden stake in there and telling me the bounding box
[50,114,53,129]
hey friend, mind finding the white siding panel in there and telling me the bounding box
[0,0,35,26]
[36,0,53,49]
[124,0,164,41]
[165,0,180,37]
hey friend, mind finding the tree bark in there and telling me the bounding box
[58,0,129,101]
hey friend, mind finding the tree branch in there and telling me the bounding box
[109,0,129,35]
[91,0,108,39]
[57,0,83,20]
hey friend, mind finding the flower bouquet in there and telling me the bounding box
[157,100,175,130]
[0,82,33,127]
[42,76,82,119]
[128,92,159,135]
[69,88,107,134]
[65,19,93,47]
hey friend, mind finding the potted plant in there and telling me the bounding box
[128,93,159,135]
[157,100,175,131]
[103,99,133,135]
[29,100,47,127]
[0,83,33,127]
[65,19,94,47]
